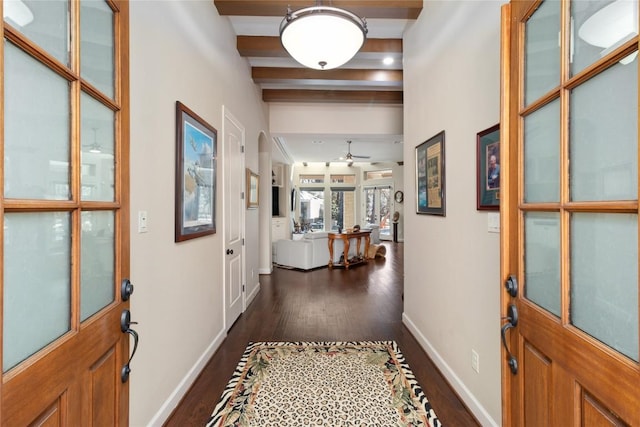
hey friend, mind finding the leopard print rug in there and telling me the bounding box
[206,341,442,427]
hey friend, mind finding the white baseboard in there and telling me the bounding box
[145,328,227,427]
[402,313,498,427]
[258,267,272,274]
[246,281,260,306]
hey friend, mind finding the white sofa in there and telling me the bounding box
[275,231,356,270]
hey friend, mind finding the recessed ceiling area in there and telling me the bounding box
[273,134,403,165]
[214,1,422,164]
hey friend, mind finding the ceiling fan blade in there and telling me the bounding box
[352,154,371,159]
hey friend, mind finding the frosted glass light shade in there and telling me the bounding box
[579,0,638,49]
[280,6,367,70]
[3,0,34,27]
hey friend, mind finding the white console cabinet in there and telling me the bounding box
[272,217,288,242]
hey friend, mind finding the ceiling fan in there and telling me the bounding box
[341,140,370,165]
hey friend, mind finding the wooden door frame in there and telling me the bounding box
[500,3,517,425]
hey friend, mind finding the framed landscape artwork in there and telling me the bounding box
[416,131,446,216]
[175,101,217,242]
[246,168,259,209]
[476,124,500,210]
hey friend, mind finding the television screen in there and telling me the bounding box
[272,186,279,216]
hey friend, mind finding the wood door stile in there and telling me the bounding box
[327,231,371,269]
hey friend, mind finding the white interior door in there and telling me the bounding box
[223,107,245,330]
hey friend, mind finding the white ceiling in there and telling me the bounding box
[273,134,404,165]
[224,13,411,164]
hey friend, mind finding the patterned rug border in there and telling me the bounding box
[206,340,442,427]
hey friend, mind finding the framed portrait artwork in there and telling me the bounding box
[175,101,217,242]
[476,124,500,210]
[246,168,259,209]
[415,130,446,216]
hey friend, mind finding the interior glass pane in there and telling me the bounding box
[81,0,115,98]
[571,0,639,76]
[3,212,71,372]
[81,92,115,201]
[364,187,391,237]
[570,56,638,201]
[81,211,115,321]
[3,0,69,65]
[525,0,561,105]
[571,213,638,362]
[331,190,355,231]
[299,189,324,231]
[4,41,70,200]
[524,212,561,317]
[524,99,561,203]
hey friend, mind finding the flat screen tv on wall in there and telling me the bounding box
[272,186,279,216]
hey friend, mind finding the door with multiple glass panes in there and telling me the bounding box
[501,1,639,424]
[364,186,391,239]
[2,1,130,424]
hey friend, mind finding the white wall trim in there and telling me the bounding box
[246,282,261,307]
[402,313,499,427]
[257,267,272,274]
[146,328,227,427]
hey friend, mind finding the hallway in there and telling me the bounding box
[165,243,479,426]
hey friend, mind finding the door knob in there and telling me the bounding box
[226,249,234,255]
[121,278,134,301]
[505,275,518,298]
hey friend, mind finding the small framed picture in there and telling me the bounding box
[476,124,500,210]
[416,131,446,216]
[246,168,259,209]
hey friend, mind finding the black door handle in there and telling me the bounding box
[120,309,139,383]
[501,304,518,375]
[226,249,234,255]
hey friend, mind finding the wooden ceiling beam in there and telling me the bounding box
[262,89,403,104]
[252,67,402,85]
[237,36,402,58]
[214,1,423,19]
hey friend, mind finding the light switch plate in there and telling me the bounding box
[487,212,500,233]
[138,211,148,233]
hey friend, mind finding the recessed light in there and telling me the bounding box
[383,57,394,66]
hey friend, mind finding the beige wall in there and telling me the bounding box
[127,0,507,425]
[128,1,269,425]
[403,1,506,425]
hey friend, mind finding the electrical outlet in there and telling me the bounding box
[471,350,480,373]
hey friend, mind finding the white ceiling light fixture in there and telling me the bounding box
[578,0,638,64]
[280,4,368,70]
[3,0,34,27]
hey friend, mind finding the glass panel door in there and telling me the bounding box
[364,187,391,239]
[1,0,129,423]
[502,0,640,424]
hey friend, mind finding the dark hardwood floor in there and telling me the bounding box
[164,242,480,426]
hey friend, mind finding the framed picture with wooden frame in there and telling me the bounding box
[476,123,500,210]
[175,101,217,242]
[246,168,259,209]
[415,130,446,216]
